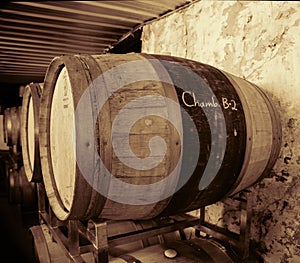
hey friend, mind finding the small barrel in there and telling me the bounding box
[39,53,282,221]
[110,238,234,263]
[21,82,43,182]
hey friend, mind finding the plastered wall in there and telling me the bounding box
[141,1,300,262]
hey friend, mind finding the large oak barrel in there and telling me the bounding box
[39,53,282,221]
[21,82,43,182]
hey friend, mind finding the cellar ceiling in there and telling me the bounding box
[0,0,195,85]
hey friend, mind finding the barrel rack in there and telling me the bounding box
[196,190,252,260]
[30,182,253,263]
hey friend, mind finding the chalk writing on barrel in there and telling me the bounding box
[181,91,238,111]
[181,91,219,108]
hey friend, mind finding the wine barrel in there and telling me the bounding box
[107,218,182,257]
[21,82,43,182]
[4,106,22,148]
[39,53,282,221]
[8,166,36,209]
[3,107,12,146]
[0,114,9,150]
[110,238,234,263]
[11,106,22,148]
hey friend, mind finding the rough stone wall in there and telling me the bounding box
[141,1,300,262]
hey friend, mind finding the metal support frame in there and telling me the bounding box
[36,182,253,262]
[36,182,202,263]
[196,190,252,260]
